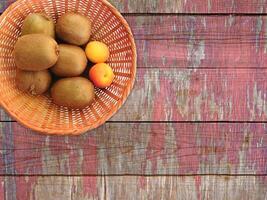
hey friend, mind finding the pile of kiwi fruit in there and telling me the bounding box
[14,13,98,108]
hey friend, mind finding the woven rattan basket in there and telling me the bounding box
[0,0,136,135]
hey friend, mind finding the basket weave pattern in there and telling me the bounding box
[0,0,136,135]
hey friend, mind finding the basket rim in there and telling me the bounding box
[0,0,137,135]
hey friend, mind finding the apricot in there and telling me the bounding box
[85,41,109,63]
[89,63,114,88]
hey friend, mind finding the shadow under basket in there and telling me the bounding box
[0,0,137,135]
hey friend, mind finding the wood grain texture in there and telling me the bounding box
[1,15,265,71]
[105,176,267,200]
[112,68,267,121]
[1,175,267,200]
[1,122,267,175]
[2,175,100,200]
[109,0,267,13]
[129,15,267,69]
[47,67,267,123]
[2,68,267,122]
[1,1,267,199]
[0,176,4,200]
[2,15,267,71]
[2,0,267,13]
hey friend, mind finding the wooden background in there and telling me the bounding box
[1,0,267,199]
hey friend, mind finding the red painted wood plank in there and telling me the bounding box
[111,68,267,121]
[2,0,267,14]
[2,175,267,199]
[2,15,266,71]
[105,176,267,200]
[127,15,267,69]
[181,0,267,14]
[14,176,99,199]
[1,122,267,175]
[2,68,267,122]
[0,177,4,200]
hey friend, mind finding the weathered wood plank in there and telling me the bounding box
[1,122,267,175]
[2,68,267,121]
[2,175,267,200]
[3,15,267,71]
[0,176,4,200]
[3,175,101,200]
[109,0,267,14]
[128,15,267,69]
[110,68,267,122]
[2,0,267,14]
[105,176,267,200]
[3,15,267,70]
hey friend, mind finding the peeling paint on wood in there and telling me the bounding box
[0,177,4,200]
[127,15,267,68]
[3,69,267,122]
[1,1,267,199]
[4,0,267,14]
[31,176,99,200]
[0,123,266,175]
[4,176,267,200]
[112,68,267,121]
[106,176,267,200]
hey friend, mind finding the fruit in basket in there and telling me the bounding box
[14,12,113,109]
[16,69,52,95]
[51,77,95,108]
[56,13,91,46]
[89,63,114,88]
[51,44,87,77]
[85,41,109,63]
[14,34,59,71]
[21,13,55,38]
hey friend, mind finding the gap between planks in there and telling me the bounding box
[122,13,267,16]
[1,174,267,177]
[2,121,267,123]
[3,12,267,16]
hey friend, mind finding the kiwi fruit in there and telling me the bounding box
[56,13,91,46]
[16,69,52,95]
[14,34,59,71]
[51,77,95,108]
[51,44,87,77]
[21,13,55,38]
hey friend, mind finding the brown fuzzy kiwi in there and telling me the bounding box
[51,77,95,108]
[21,13,55,38]
[56,13,91,46]
[16,69,52,95]
[51,44,87,77]
[14,34,59,71]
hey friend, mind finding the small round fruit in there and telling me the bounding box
[56,13,91,46]
[16,69,52,95]
[21,13,55,38]
[51,44,87,77]
[89,63,114,88]
[85,41,109,63]
[51,77,95,108]
[14,34,59,71]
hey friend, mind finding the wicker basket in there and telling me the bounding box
[0,0,136,135]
